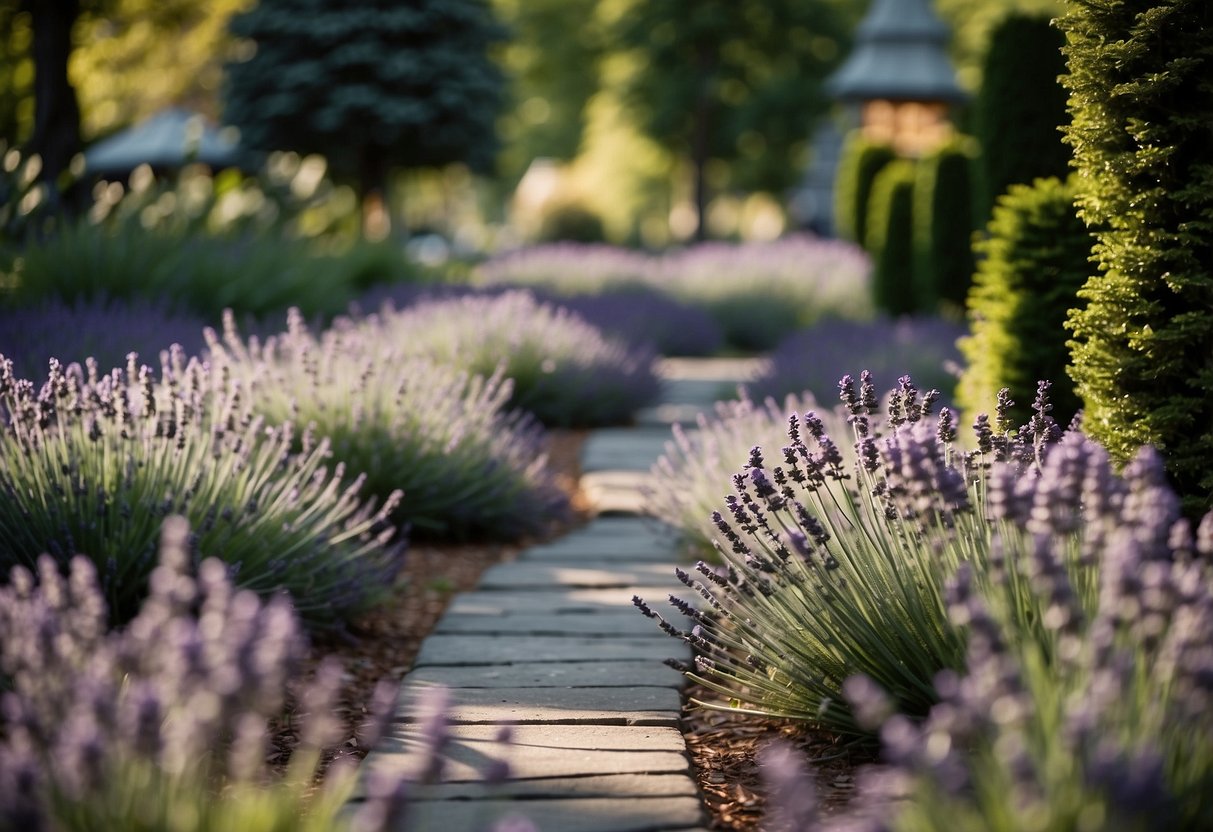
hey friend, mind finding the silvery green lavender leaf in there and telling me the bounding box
[0,351,404,628]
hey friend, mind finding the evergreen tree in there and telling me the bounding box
[834,132,896,249]
[957,176,1091,427]
[973,13,1071,222]
[1061,0,1213,514]
[914,136,977,312]
[867,160,919,317]
[224,0,506,236]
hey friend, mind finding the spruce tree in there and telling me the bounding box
[1061,0,1213,514]
[224,0,506,235]
[914,136,977,313]
[957,176,1092,428]
[834,132,896,249]
[973,13,1071,223]
[867,160,919,317]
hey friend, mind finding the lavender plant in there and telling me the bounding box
[544,287,724,357]
[0,352,403,627]
[745,316,965,405]
[761,442,1213,830]
[636,374,1066,736]
[368,291,660,428]
[208,309,567,539]
[0,296,209,381]
[0,516,413,832]
[477,243,654,296]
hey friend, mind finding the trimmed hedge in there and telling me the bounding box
[867,160,919,317]
[913,136,977,311]
[834,131,896,248]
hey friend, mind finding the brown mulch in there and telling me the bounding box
[271,428,870,830]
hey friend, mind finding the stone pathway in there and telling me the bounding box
[355,358,766,831]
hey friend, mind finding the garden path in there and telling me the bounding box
[354,357,768,832]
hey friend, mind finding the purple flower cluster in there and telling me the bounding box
[745,316,966,405]
[0,295,210,382]
[0,517,407,831]
[0,350,404,627]
[207,308,568,539]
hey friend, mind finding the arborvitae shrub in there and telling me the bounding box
[914,136,978,312]
[973,13,1071,224]
[834,131,897,248]
[867,160,919,317]
[957,177,1092,428]
[1061,0,1213,515]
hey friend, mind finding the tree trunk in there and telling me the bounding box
[27,0,81,190]
[690,43,716,241]
[358,144,392,241]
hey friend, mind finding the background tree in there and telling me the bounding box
[957,176,1091,427]
[224,0,506,238]
[972,13,1071,224]
[1061,0,1213,514]
[833,132,896,249]
[914,136,977,312]
[867,160,919,317]
[21,0,81,189]
[612,0,852,240]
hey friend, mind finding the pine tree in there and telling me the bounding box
[867,160,919,317]
[973,13,1071,223]
[224,0,506,236]
[1061,0,1213,514]
[834,132,896,249]
[957,177,1092,427]
[913,136,977,312]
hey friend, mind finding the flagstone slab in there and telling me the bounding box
[403,661,685,689]
[393,683,683,726]
[658,378,741,408]
[477,562,682,591]
[413,635,690,667]
[564,516,676,540]
[434,611,666,638]
[635,402,716,428]
[581,428,675,472]
[520,534,672,564]
[582,470,656,516]
[656,356,770,382]
[446,587,684,617]
[407,773,700,801]
[383,724,689,754]
[381,796,705,831]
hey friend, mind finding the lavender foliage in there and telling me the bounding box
[0,351,404,628]
[0,296,209,381]
[0,517,408,832]
[745,317,965,405]
[208,309,568,539]
[367,290,660,428]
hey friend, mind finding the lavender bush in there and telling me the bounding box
[0,296,209,381]
[208,309,567,539]
[0,516,415,832]
[744,316,965,404]
[637,375,1067,736]
[369,291,660,428]
[0,352,403,627]
[760,442,1213,830]
[478,243,654,295]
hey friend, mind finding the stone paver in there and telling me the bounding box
[477,561,683,591]
[394,683,682,726]
[435,611,666,638]
[409,773,700,801]
[403,661,684,688]
[580,428,674,472]
[447,587,686,616]
[413,634,690,667]
[581,470,655,516]
[378,796,705,832]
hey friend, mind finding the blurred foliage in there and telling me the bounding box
[934,0,1064,92]
[913,135,977,313]
[833,131,895,249]
[867,159,919,317]
[0,3,33,143]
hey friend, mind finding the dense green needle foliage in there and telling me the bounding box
[958,176,1093,428]
[913,137,977,311]
[1060,0,1213,515]
[868,160,920,317]
[0,353,404,628]
[209,308,567,539]
[972,13,1071,223]
[833,132,896,248]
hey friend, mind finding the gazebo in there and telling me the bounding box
[825,0,966,157]
[83,108,253,179]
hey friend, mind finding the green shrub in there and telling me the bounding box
[913,136,977,311]
[373,291,660,427]
[957,176,1092,428]
[867,160,920,316]
[209,309,568,539]
[1061,0,1213,515]
[537,200,607,243]
[973,13,1071,223]
[834,132,897,248]
[0,353,403,628]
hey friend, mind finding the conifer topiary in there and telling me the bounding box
[973,13,1071,224]
[914,136,977,312]
[867,160,919,317]
[957,176,1092,428]
[1060,0,1213,514]
[834,132,897,248]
